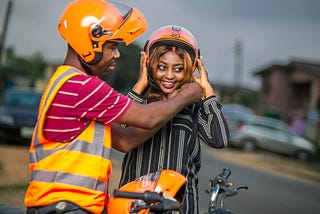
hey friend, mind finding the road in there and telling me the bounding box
[110,143,320,214]
[198,144,320,214]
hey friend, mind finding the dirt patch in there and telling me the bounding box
[0,145,30,186]
[0,145,29,211]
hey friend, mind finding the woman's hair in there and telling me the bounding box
[145,45,194,102]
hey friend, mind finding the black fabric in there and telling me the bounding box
[26,201,92,214]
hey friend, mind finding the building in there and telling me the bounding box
[254,59,320,143]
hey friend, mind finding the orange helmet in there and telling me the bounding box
[58,0,148,64]
[144,25,200,71]
[108,170,187,214]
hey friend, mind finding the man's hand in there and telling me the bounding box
[168,82,202,104]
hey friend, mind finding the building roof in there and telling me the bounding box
[253,58,320,77]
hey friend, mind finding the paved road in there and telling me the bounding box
[199,143,320,214]
[111,143,320,214]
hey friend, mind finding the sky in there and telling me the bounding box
[1,0,320,90]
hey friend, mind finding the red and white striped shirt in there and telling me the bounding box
[43,74,132,142]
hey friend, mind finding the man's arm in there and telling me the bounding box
[117,82,202,129]
[111,123,162,153]
[111,82,202,153]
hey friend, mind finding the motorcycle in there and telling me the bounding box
[205,168,248,214]
[108,169,186,213]
[107,168,248,214]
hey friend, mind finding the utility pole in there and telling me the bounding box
[0,0,13,87]
[233,38,243,102]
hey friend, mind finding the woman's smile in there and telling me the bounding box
[161,81,175,89]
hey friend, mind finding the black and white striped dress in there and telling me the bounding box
[119,90,230,214]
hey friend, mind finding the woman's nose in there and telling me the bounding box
[165,69,174,79]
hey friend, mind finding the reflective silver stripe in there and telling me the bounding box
[30,122,110,163]
[30,140,111,163]
[31,124,41,147]
[31,170,106,192]
[94,122,105,143]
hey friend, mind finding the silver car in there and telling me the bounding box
[229,115,316,161]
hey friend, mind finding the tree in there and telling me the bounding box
[1,47,46,90]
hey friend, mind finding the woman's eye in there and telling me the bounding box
[175,67,184,72]
[158,65,166,71]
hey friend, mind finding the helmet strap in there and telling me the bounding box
[90,41,103,64]
[78,56,93,75]
[78,46,104,75]
[147,73,167,98]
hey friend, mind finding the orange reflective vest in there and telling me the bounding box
[25,66,112,213]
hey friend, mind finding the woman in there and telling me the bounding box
[119,25,230,213]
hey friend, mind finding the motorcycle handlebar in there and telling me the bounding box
[236,185,248,190]
[220,168,231,179]
[113,190,181,212]
[211,168,231,186]
[149,197,180,212]
[113,190,162,203]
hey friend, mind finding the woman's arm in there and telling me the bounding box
[193,56,230,148]
[197,97,230,148]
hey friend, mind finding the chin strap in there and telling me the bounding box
[147,72,162,93]
[78,56,93,75]
[146,73,174,102]
[78,49,103,75]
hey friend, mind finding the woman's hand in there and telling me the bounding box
[193,56,215,98]
[132,51,149,94]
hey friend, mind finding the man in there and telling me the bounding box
[24,1,202,213]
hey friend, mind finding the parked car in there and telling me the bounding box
[222,104,255,130]
[0,87,42,144]
[229,115,316,161]
[222,104,255,116]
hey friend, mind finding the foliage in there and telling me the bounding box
[1,47,46,88]
[102,42,142,93]
[1,43,142,95]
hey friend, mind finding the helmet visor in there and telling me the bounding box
[108,2,147,45]
[89,1,147,45]
[133,171,160,191]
